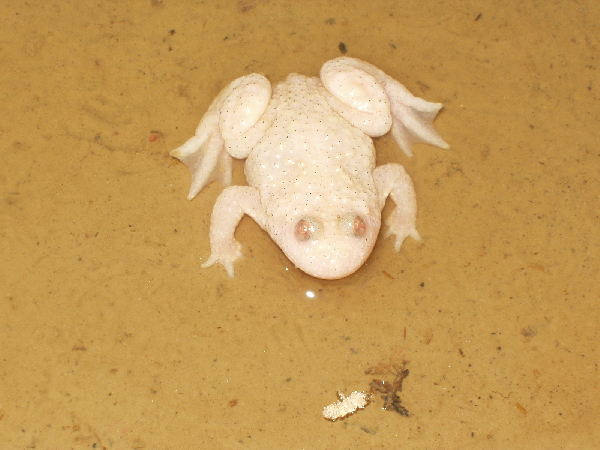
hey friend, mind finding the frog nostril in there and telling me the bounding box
[295,217,320,241]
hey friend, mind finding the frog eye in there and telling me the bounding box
[295,217,321,241]
[353,216,366,237]
[340,214,367,237]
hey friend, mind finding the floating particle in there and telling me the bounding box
[323,390,370,421]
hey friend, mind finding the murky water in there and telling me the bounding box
[1,1,598,449]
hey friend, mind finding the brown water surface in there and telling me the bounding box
[1,1,598,449]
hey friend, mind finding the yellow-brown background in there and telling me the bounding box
[1,0,598,449]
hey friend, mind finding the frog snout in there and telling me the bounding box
[290,236,375,279]
[281,214,378,279]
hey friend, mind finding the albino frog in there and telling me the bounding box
[171,57,448,279]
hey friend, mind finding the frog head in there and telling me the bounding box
[268,196,381,279]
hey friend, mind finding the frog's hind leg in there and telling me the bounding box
[171,128,231,200]
[171,73,272,200]
[381,72,449,157]
[320,57,448,157]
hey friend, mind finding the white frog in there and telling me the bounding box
[171,57,448,279]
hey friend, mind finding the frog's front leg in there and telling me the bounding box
[321,57,449,156]
[201,186,268,277]
[374,164,421,252]
[171,73,272,200]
